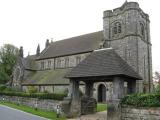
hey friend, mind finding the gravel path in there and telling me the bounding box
[68,111,107,120]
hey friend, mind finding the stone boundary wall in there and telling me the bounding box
[122,106,160,120]
[0,95,62,112]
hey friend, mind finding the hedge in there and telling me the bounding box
[0,92,67,100]
[121,93,160,107]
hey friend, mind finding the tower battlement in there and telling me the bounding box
[103,2,149,21]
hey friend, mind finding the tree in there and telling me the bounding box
[0,67,9,84]
[153,71,160,84]
[153,71,160,93]
[0,44,19,84]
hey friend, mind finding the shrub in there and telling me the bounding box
[0,91,67,100]
[121,93,160,107]
[63,88,69,95]
[4,86,22,92]
[27,86,38,93]
[43,90,49,93]
[4,86,13,92]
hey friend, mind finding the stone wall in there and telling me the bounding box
[122,106,160,120]
[0,95,62,112]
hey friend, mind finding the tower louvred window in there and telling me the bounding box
[140,23,144,36]
[118,23,121,33]
[114,26,117,34]
[113,22,121,35]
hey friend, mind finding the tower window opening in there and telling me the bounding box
[113,22,121,35]
[140,23,145,36]
[114,26,117,34]
[118,23,121,33]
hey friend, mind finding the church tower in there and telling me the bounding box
[103,2,152,92]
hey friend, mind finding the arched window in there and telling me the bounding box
[57,59,61,68]
[65,57,69,68]
[76,56,81,65]
[41,61,44,70]
[140,23,144,36]
[47,60,51,68]
[113,22,122,36]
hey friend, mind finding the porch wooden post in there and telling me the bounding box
[70,79,81,117]
[113,77,124,99]
[107,77,124,120]
[71,80,79,102]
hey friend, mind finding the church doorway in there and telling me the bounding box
[98,84,106,103]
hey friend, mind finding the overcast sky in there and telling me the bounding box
[0,0,159,72]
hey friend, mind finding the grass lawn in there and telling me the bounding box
[97,103,107,112]
[0,101,66,120]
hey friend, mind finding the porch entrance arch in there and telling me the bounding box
[98,84,106,103]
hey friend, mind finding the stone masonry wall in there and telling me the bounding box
[0,95,62,112]
[122,107,160,120]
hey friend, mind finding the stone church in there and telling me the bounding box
[12,1,152,102]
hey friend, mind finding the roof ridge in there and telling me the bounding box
[94,47,113,52]
[52,30,103,43]
[37,30,103,60]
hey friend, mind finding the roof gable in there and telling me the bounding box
[65,48,142,80]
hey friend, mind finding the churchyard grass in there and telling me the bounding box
[97,103,107,112]
[0,101,66,120]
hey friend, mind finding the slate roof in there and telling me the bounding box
[38,31,103,60]
[65,48,142,80]
[21,31,104,85]
[22,69,70,85]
